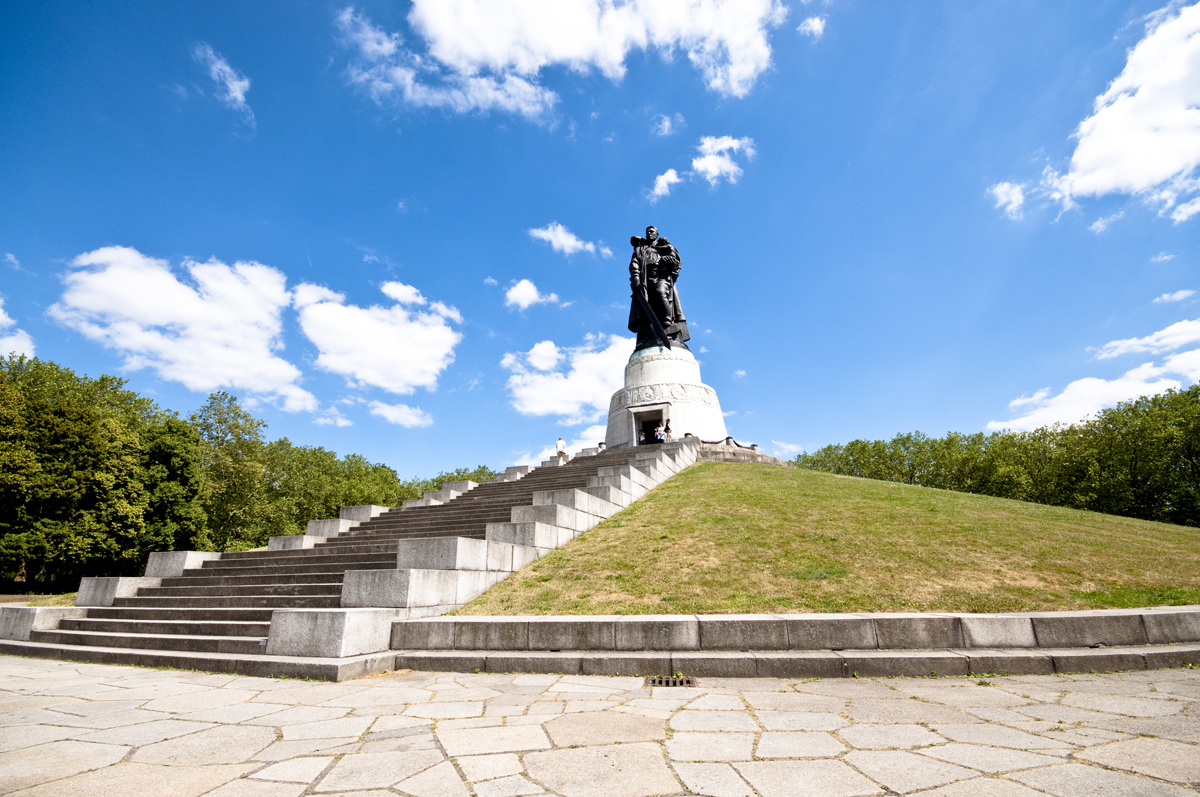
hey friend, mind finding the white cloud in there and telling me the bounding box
[988,182,1025,220]
[734,369,746,378]
[0,296,34,357]
[336,2,785,121]
[699,346,709,353]
[1089,210,1124,233]
[526,340,562,371]
[484,276,498,286]
[505,279,559,310]
[336,7,557,120]
[49,246,314,411]
[528,222,596,255]
[368,399,434,428]
[797,16,826,39]
[396,200,408,213]
[650,169,683,202]
[692,135,756,186]
[772,440,802,456]
[1008,388,1051,408]
[1095,317,1200,359]
[1152,252,1176,262]
[599,244,614,259]
[1039,4,1200,220]
[988,362,1180,431]
[294,280,461,398]
[652,112,684,136]
[501,333,633,424]
[1154,289,1195,303]
[192,43,255,127]
[1172,196,1200,222]
[514,423,608,467]
[4,253,19,270]
[314,410,354,427]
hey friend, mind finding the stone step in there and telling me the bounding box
[112,595,342,609]
[203,552,397,568]
[392,643,1200,679]
[59,617,271,637]
[0,639,396,681]
[31,628,267,655]
[160,572,348,588]
[84,607,276,622]
[136,583,343,598]
[193,561,398,577]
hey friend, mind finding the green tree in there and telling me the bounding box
[190,392,267,551]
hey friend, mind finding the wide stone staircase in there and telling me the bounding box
[0,439,700,678]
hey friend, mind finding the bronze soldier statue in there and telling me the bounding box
[628,225,690,351]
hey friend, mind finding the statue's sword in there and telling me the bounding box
[632,289,673,349]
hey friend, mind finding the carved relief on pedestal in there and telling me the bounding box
[608,382,717,412]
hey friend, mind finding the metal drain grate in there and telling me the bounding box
[644,675,695,687]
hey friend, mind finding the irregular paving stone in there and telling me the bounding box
[253,737,361,761]
[250,684,369,706]
[524,742,679,797]
[838,724,943,750]
[756,731,846,758]
[393,760,471,797]
[132,724,277,766]
[1060,692,1183,717]
[281,716,373,740]
[7,761,255,797]
[665,732,756,762]
[0,724,77,753]
[742,691,846,712]
[1010,704,1117,723]
[795,681,906,699]
[73,719,215,746]
[918,743,1061,773]
[205,779,309,797]
[933,723,1073,750]
[313,750,444,792]
[181,703,290,724]
[843,750,975,794]
[1089,714,1200,743]
[1011,762,1197,797]
[672,762,755,797]
[1075,736,1200,783]
[910,779,1049,797]
[243,706,348,726]
[0,739,128,791]
[755,711,848,731]
[250,756,334,783]
[544,711,666,746]
[670,710,759,732]
[404,702,485,719]
[893,686,1032,709]
[320,687,433,708]
[473,774,546,797]
[43,708,175,730]
[734,760,880,797]
[456,753,523,782]
[685,694,747,711]
[847,698,978,725]
[436,725,553,756]
[143,689,260,715]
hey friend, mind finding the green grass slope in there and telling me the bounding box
[457,462,1200,616]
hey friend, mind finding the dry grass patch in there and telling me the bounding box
[457,463,1200,615]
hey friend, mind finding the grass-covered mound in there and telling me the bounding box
[457,462,1200,616]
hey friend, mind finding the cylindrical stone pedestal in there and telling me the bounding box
[604,346,727,448]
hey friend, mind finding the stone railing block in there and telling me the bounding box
[699,615,788,650]
[306,518,359,537]
[485,522,560,549]
[0,606,87,641]
[783,616,878,650]
[615,616,700,651]
[528,617,618,650]
[144,550,221,578]
[960,616,1038,648]
[396,537,488,571]
[268,534,323,550]
[340,505,389,522]
[1031,613,1149,648]
[77,577,162,607]
[874,615,964,649]
[341,569,459,608]
[266,608,403,658]
[1142,608,1200,644]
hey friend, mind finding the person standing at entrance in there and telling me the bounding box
[555,436,566,463]
[664,420,672,443]
[654,421,664,443]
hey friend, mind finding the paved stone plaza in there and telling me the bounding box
[0,655,1197,796]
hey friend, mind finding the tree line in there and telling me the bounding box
[0,356,493,591]
[795,386,1200,528]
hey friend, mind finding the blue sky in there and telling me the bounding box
[2,0,1199,475]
